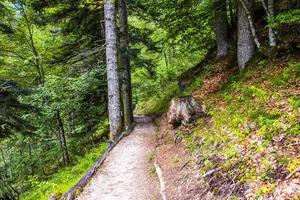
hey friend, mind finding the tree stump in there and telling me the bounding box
[167,96,206,127]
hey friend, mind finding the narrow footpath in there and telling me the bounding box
[76,121,161,200]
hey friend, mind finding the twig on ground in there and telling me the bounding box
[203,167,222,178]
[180,158,191,171]
[279,133,290,143]
[286,167,300,180]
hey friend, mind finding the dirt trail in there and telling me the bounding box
[76,122,160,200]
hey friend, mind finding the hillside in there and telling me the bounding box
[147,54,300,199]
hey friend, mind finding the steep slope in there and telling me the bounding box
[152,55,300,199]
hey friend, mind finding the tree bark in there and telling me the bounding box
[214,0,229,58]
[104,0,123,140]
[56,111,69,165]
[267,0,276,47]
[237,0,255,70]
[119,0,133,131]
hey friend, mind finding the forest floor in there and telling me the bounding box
[76,122,160,200]
[154,115,204,200]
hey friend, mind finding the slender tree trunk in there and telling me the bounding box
[56,111,69,165]
[163,48,169,67]
[70,111,76,135]
[28,142,34,175]
[237,0,255,70]
[0,148,8,178]
[267,0,276,47]
[297,0,300,8]
[105,0,123,140]
[119,0,133,130]
[8,152,13,179]
[261,0,277,48]
[215,0,229,58]
[22,7,45,85]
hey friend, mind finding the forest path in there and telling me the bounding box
[76,120,161,200]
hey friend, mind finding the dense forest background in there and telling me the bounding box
[0,0,299,199]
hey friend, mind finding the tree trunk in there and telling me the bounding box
[268,0,276,47]
[56,111,69,165]
[28,142,34,175]
[119,0,133,131]
[22,7,45,85]
[215,0,229,58]
[237,0,255,70]
[164,51,169,67]
[297,0,300,8]
[260,0,277,48]
[104,0,123,140]
[0,148,8,178]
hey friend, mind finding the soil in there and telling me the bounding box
[76,122,160,200]
[154,114,205,200]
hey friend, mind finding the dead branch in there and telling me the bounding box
[203,167,222,178]
[286,167,300,180]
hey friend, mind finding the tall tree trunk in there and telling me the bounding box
[267,0,276,47]
[104,0,123,140]
[215,0,229,58]
[56,111,69,165]
[297,0,300,8]
[237,0,255,70]
[119,0,133,131]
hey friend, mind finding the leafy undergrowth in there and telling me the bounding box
[20,142,107,200]
[144,56,300,199]
[135,82,180,115]
[135,64,215,115]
